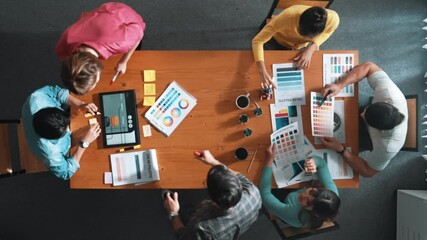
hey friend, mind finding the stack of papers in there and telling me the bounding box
[110,149,160,186]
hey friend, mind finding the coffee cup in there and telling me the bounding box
[235,147,249,161]
[236,93,250,109]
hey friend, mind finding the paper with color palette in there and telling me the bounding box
[272,63,306,106]
[144,81,197,137]
[271,131,318,188]
[323,54,354,97]
[311,92,334,137]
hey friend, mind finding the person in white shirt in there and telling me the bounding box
[319,62,408,177]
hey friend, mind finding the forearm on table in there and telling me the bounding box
[256,61,268,76]
[66,94,84,108]
[342,151,378,177]
[337,62,379,89]
[71,146,86,163]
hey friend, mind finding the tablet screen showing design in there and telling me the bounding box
[99,90,140,148]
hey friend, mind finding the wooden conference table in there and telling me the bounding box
[70,50,359,189]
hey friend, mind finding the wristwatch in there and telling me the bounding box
[79,141,89,148]
[168,211,179,220]
[337,145,346,155]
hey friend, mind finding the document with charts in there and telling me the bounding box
[110,149,160,186]
[270,104,304,134]
[145,81,197,137]
[316,148,353,179]
[272,63,306,106]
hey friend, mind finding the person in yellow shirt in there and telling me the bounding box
[252,5,339,88]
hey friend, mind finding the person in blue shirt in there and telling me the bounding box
[260,144,340,229]
[22,85,101,180]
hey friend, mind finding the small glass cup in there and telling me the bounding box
[254,107,263,117]
[239,114,249,124]
[243,128,253,137]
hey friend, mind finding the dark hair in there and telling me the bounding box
[365,102,405,130]
[299,7,327,37]
[33,107,70,139]
[60,52,103,95]
[300,189,340,230]
[206,165,242,210]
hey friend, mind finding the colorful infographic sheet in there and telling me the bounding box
[272,63,306,106]
[145,81,197,137]
[311,92,334,137]
[323,54,355,97]
[270,104,304,135]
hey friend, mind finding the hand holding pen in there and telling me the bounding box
[320,83,341,99]
[304,158,317,174]
[194,150,221,166]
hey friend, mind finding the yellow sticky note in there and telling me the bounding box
[144,70,156,82]
[143,96,156,106]
[144,84,156,95]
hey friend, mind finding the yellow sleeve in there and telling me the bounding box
[252,23,277,63]
[312,9,340,47]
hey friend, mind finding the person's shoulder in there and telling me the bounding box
[326,8,339,21]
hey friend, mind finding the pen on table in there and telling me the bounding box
[119,145,141,152]
[246,148,258,173]
[84,112,102,118]
[109,71,120,85]
[318,89,333,107]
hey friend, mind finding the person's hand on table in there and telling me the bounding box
[321,83,341,99]
[264,144,276,167]
[196,150,221,166]
[163,192,180,213]
[304,158,317,174]
[80,102,98,115]
[293,43,317,69]
[115,61,127,76]
[81,122,101,144]
[259,71,276,89]
[319,137,343,152]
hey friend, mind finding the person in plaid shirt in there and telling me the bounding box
[163,150,262,240]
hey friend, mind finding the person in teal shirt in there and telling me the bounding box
[260,144,340,229]
[22,85,101,180]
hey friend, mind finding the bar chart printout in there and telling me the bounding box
[323,54,355,97]
[272,63,305,106]
[311,92,334,137]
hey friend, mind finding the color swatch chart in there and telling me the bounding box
[269,104,304,135]
[145,81,197,137]
[270,122,304,166]
[272,63,306,106]
[323,54,355,97]
[311,92,334,137]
